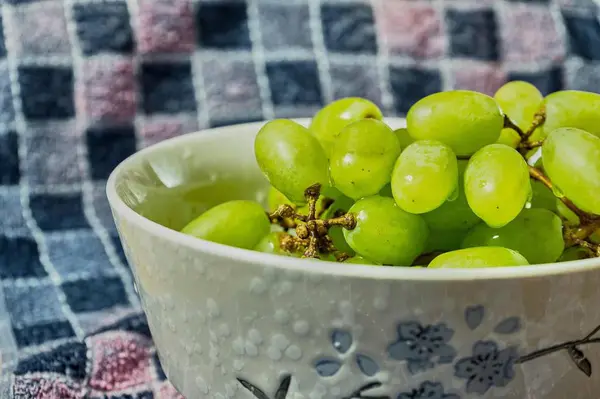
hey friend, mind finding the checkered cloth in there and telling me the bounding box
[0,0,598,397]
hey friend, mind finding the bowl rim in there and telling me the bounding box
[106,118,600,281]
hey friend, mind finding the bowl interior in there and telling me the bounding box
[113,118,406,232]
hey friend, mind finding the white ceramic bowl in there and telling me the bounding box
[107,119,600,399]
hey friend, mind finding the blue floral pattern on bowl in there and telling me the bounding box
[238,304,600,399]
[387,321,457,374]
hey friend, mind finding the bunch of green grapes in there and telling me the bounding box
[179,85,600,269]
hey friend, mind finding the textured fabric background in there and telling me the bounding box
[0,0,599,397]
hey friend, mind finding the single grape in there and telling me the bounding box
[555,199,580,226]
[529,179,556,212]
[496,128,521,148]
[540,90,600,139]
[591,229,600,244]
[558,247,590,262]
[428,247,529,268]
[465,144,531,228]
[421,160,480,230]
[310,97,383,156]
[391,140,458,214]
[394,127,414,149]
[542,127,600,214]
[461,208,564,264]
[425,228,467,252]
[343,196,429,266]
[267,186,294,212]
[344,256,378,265]
[320,194,356,255]
[255,119,330,204]
[494,81,543,132]
[181,200,271,250]
[406,90,503,156]
[525,147,544,170]
[330,119,401,199]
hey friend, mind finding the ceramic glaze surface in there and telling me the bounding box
[108,120,600,399]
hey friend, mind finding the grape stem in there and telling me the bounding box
[270,184,357,260]
[523,106,546,139]
[503,115,525,137]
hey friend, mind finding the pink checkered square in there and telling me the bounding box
[374,0,444,59]
[138,0,195,54]
[499,4,566,63]
[79,57,136,123]
[452,62,506,96]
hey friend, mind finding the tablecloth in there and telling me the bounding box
[0,0,599,397]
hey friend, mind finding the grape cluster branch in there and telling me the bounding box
[504,108,600,255]
[268,184,356,260]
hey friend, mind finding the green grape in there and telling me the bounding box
[542,127,600,214]
[344,256,378,265]
[529,179,556,212]
[540,90,600,139]
[421,160,481,230]
[428,247,529,269]
[496,128,521,148]
[494,81,543,132]
[330,119,401,199]
[310,97,384,156]
[379,183,393,198]
[255,119,330,204]
[555,199,580,226]
[406,90,503,156]
[591,229,600,244]
[320,194,356,255]
[461,208,564,264]
[254,232,299,257]
[343,196,429,265]
[394,127,414,149]
[391,140,458,214]
[558,247,590,262]
[267,186,294,212]
[181,200,270,249]
[425,228,467,252]
[465,144,531,228]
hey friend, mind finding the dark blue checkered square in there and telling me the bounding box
[0,234,46,279]
[509,67,564,95]
[46,231,114,279]
[0,62,15,125]
[0,131,19,185]
[446,9,499,61]
[0,187,26,231]
[389,66,442,115]
[563,13,600,61]
[330,61,383,106]
[73,2,134,55]
[266,61,323,106]
[140,61,196,114]
[18,66,74,120]
[63,276,129,313]
[29,193,89,231]
[87,124,137,180]
[13,321,75,348]
[321,4,377,54]
[5,283,65,327]
[196,2,251,49]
